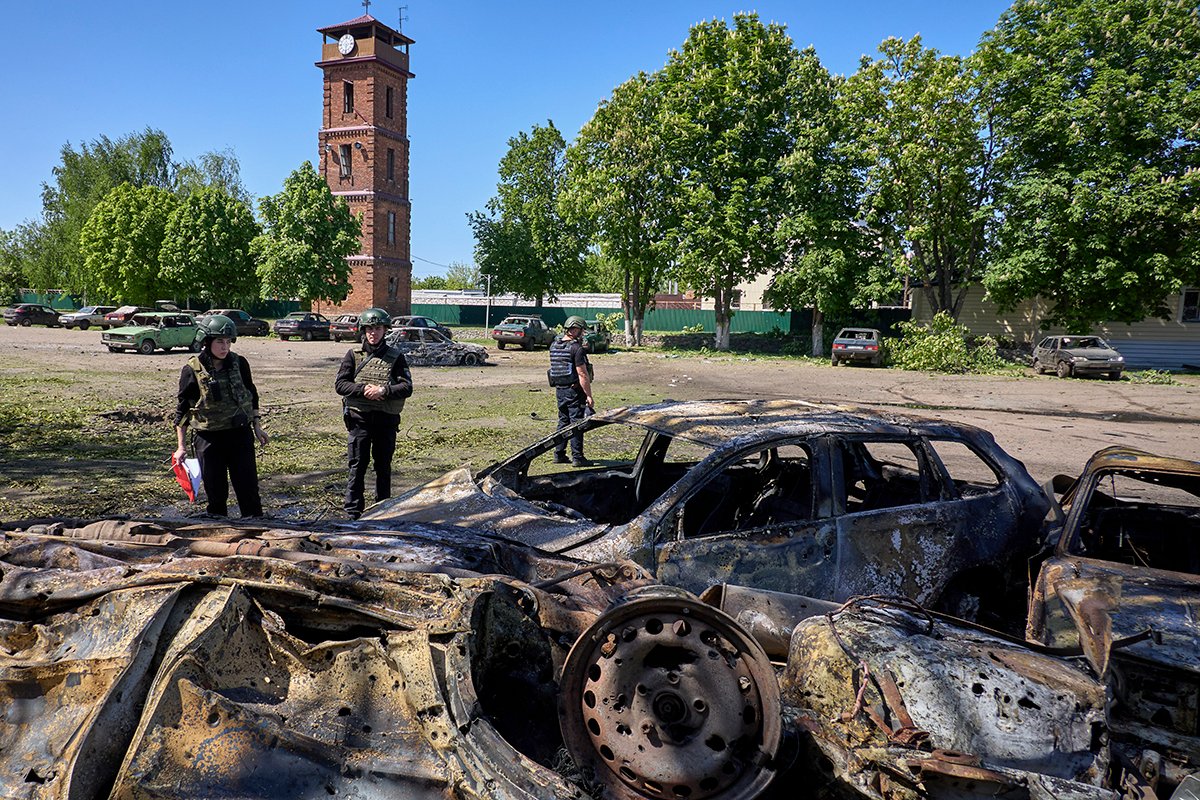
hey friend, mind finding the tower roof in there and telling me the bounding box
[318,14,414,46]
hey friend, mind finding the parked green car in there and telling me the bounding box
[101,312,202,354]
[582,319,613,354]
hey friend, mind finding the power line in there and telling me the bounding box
[412,254,454,270]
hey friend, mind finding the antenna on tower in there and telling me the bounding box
[398,5,408,32]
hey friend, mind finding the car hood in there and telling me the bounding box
[1031,556,1200,677]
[1061,346,1121,359]
[105,324,158,336]
[362,467,605,550]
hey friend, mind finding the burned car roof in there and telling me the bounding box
[367,400,1049,627]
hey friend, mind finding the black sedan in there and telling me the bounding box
[200,309,270,337]
[3,304,61,327]
[273,312,331,341]
[331,313,362,342]
[365,399,1050,624]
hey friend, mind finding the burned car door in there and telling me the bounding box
[652,438,841,598]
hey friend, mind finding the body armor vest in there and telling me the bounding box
[186,354,253,431]
[548,336,581,387]
[344,345,407,416]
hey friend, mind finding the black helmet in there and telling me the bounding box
[199,314,237,343]
[359,307,391,327]
[565,315,586,330]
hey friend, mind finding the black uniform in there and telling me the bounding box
[175,351,263,518]
[549,335,591,462]
[335,340,414,519]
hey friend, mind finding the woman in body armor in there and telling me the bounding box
[334,307,413,519]
[173,314,269,517]
[547,315,594,466]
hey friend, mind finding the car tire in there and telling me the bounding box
[1032,358,1043,374]
[78,320,90,331]
[303,330,313,342]
[462,352,482,367]
[137,339,156,355]
[279,335,289,341]
[831,356,839,367]
[106,345,118,352]
[1056,360,1072,378]
[497,341,506,350]
[522,341,533,351]
[19,318,31,327]
[190,339,203,352]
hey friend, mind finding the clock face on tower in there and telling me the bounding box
[338,34,356,55]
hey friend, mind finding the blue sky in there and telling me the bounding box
[3,1,1011,278]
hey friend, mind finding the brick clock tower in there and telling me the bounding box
[316,13,414,315]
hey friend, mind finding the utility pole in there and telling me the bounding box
[483,273,493,329]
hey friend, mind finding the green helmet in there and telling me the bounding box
[359,307,391,327]
[198,314,237,343]
[564,315,586,330]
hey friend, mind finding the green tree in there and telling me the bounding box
[252,162,361,304]
[79,184,178,305]
[565,72,674,345]
[658,14,801,350]
[978,0,1200,330]
[412,275,449,290]
[445,261,482,290]
[175,148,252,206]
[161,187,261,304]
[469,120,585,305]
[844,36,996,322]
[0,229,26,303]
[41,129,175,295]
[766,48,886,356]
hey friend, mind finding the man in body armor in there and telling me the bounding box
[547,316,594,466]
[173,314,269,517]
[335,308,414,519]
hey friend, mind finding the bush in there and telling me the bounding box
[885,312,1020,375]
[1127,369,1177,385]
[681,323,705,333]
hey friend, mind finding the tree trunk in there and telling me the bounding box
[534,295,544,308]
[810,308,825,357]
[631,315,643,345]
[713,287,732,351]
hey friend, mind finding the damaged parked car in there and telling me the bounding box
[387,325,488,366]
[365,399,1050,623]
[1028,446,1200,796]
[0,516,1141,799]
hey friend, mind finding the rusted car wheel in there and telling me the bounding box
[1056,360,1072,378]
[1031,358,1043,374]
[560,588,781,800]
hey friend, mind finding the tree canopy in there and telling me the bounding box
[978,0,1200,331]
[161,187,261,304]
[78,184,178,305]
[252,163,361,305]
[658,13,801,349]
[565,72,675,344]
[469,121,585,304]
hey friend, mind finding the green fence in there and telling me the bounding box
[412,303,909,336]
[16,291,300,320]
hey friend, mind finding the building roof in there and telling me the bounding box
[317,14,414,45]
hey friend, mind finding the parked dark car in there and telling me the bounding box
[3,304,61,327]
[59,305,117,330]
[273,311,331,341]
[830,327,882,367]
[1032,334,1125,379]
[1028,446,1200,795]
[330,313,362,342]
[365,399,1050,622]
[199,309,270,337]
[490,315,555,350]
[390,315,453,339]
[104,305,152,327]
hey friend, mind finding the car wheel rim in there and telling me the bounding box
[560,589,781,800]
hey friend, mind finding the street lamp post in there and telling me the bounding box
[483,273,493,330]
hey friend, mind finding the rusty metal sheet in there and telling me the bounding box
[780,600,1112,793]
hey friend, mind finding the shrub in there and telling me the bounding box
[681,323,705,333]
[1127,369,1177,385]
[885,312,1020,374]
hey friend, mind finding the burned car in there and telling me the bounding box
[0,516,1131,799]
[387,325,488,366]
[1028,446,1200,794]
[365,400,1050,622]
[1033,334,1125,379]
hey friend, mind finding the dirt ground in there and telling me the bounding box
[2,323,1198,520]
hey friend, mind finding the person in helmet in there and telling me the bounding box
[547,315,594,467]
[334,307,414,519]
[173,313,269,517]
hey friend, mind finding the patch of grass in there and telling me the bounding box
[1126,369,1178,385]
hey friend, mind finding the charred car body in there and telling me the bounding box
[387,325,489,366]
[1029,446,1200,794]
[366,400,1050,622]
[0,517,1136,799]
